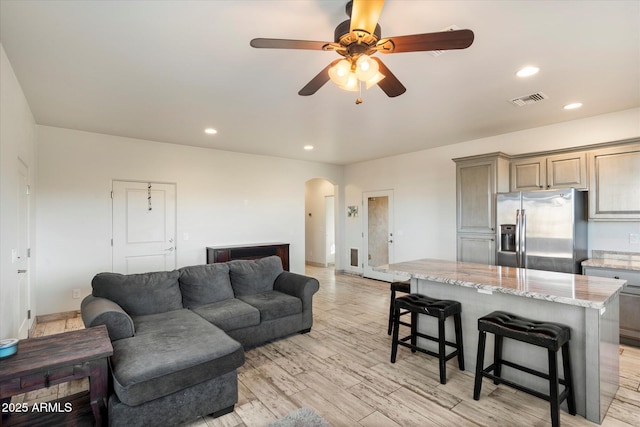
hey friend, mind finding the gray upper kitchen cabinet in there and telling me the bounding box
[453,153,510,263]
[588,142,640,220]
[510,152,587,191]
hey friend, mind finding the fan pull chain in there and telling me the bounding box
[147,183,152,211]
[356,81,363,105]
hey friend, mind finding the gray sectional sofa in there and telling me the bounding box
[80,256,319,426]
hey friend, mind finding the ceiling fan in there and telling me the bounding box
[250,0,474,102]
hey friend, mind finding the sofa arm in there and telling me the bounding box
[273,272,319,311]
[81,295,135,342]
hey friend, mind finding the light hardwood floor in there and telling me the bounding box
[17,266,640,426]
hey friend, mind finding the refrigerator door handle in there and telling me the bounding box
[515,209,521,268]
[521,209,527,269]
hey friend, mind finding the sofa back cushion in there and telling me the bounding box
[178,263,234,308]
[228,256,283,296]
[91,270,182,316]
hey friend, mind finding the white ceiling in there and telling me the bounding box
[1,0,639,165]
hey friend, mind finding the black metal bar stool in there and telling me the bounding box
[390,294,464,384]
[387,280,410,335]
[473,311,576,427]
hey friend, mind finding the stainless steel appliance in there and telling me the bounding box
[496,188,588,274]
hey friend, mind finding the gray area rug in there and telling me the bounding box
[266,407,331,427]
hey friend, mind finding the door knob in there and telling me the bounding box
[165,247,174,252]
[389,240,393,243]
[17,269,27,274]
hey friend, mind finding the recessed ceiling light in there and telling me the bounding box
[563,102,583,110]
[303,145,314,151]
[204,128,217,134]
[516,66,540,78]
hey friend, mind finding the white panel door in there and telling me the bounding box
[112,181,176,274]
[325,195,335,266]
[17,159,31,338]
[363,190,395,282]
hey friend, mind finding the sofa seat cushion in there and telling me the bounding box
[191,298,260,332]
[178,263,234,308]
[92,270,182,316]
[110,309,244,406]
[229,256,283,296]
[238,291,302,321]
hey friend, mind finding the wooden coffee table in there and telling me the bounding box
[0,325,113,426]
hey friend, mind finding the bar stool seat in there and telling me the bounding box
[473,311,576,427]
[391,294,464,384]
[387,280,411,335]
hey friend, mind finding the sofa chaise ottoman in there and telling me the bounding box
[81,256,319,426]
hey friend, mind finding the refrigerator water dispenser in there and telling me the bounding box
[500,224,516,252]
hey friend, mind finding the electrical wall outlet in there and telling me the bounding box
[630,233,640,244]
[72,289,81,299]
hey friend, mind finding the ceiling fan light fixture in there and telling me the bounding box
[339,72,360,91]
[355,54,379,81]
[365,71,386,89]
[328,59,351,86]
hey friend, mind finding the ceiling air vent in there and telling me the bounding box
[509,92,549,107]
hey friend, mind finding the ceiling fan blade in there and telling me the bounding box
[372,58,406,97]
[250,38,330,50]
[299,59,341,96]
[349,0,385,35]
[378,29,474,54]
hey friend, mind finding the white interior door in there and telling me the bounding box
[112,181,176,274]
[325,195,335,266]
[363,190,395,281]
[17,159,31,338]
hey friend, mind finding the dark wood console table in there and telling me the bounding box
[0,325,113,426]
[206,242,290,271]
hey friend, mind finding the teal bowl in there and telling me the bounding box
[0,338,18,358]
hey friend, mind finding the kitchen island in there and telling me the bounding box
[377,259,626,424]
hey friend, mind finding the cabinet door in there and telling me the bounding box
[510,157,546,191]
[457,160,495,234]
[582,266,640,285]
[582,266,640,345]
[546,152,587,190]
[457,234,495,265]
[589,144,640,220]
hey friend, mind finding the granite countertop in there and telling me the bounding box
[581,250,640,272]
[377,258,626,309]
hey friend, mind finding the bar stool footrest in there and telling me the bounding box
[481,360,571,403]
[398,335,460,363]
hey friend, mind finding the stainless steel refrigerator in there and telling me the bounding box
[496,188,587,274]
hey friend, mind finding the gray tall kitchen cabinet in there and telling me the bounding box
[453,153,510,265]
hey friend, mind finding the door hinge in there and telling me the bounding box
[111,238,113,247]
[27,310,31,320]
[27,248,31,258]
[110,191,113,199]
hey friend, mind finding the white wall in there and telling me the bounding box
[304,178,335,266]
[0,44,37,338]
[343,108,640,273]
[36,126,343,315]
